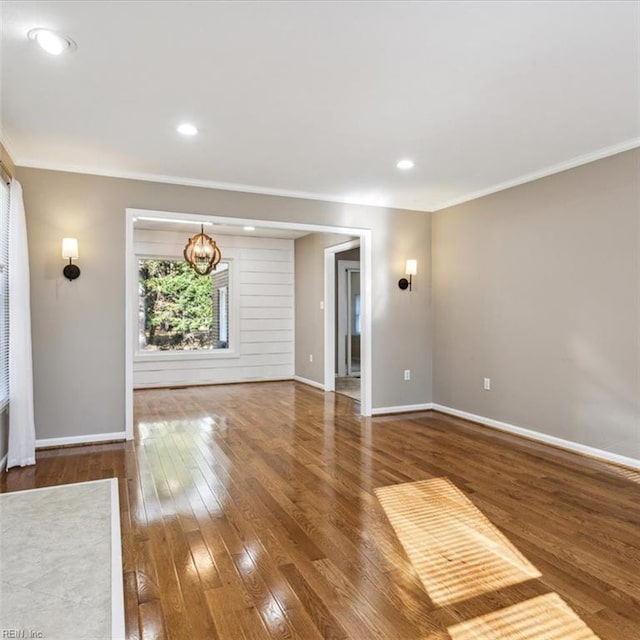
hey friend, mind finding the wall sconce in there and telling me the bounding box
[398,259,417,291]
[62,237,80,281]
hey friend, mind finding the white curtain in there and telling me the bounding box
[6,179,36,469]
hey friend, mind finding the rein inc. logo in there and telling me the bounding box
[1,631,44,639]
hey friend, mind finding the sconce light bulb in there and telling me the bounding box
[62,237,79,260]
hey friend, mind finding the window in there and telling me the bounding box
[0,179,9,407]
[137,258,230,352]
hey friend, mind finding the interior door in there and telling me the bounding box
[346,267,361,377]
[337,260,360,377]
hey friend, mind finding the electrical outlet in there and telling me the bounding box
[404,369,411,381]
[309,354,313,362]
[320,301,324,310]
[483,377,491,390]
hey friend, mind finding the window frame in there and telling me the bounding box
[218,286,228,345]
[133,253,240,362]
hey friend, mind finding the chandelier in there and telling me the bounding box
[183,225,222,275]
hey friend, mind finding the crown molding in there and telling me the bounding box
[14,158,428,213]
[15,136,639,214]
[0,130,17,179]
[431,137,640,211]
[0,127,18,160]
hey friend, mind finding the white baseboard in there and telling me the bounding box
[293,375,326,391]
[36,431,127,449]
[372,403,434,416]
[0,452,7,472]
[134,376,293,390]
[431,404,640,470]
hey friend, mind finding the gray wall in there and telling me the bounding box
[294,233,352,384]
[17,167,433,440]
[432,149,640,457]
[336,247,360,263]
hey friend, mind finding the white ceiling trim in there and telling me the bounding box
[430,137,640,212]
[16,136,640,215]
[14,158,426,212]
[0,128,18,161]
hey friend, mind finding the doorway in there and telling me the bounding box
[323,239,363,402]
[126,209,372,440]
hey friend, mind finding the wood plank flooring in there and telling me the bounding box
[1,381,639,639]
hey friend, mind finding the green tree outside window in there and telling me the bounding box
[138,259,229,351]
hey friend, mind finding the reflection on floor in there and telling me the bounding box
[335,375,361,400]
[376,478,599,639]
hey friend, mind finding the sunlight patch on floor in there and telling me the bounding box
[375,478,540,606]
[448,592,599,640]
[376,478,601,639]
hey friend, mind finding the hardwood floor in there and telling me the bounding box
[1,381,639,639]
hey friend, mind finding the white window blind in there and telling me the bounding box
[0,179,9,409]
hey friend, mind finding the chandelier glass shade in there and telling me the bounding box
[183,225,222,275]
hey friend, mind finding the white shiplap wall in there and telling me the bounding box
[133,228,294,388]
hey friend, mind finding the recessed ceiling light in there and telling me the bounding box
[177,123,198,136]
[27,28,76,55]
[243,226,256,231]
[397,159,415,170]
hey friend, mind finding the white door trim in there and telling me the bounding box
[126,210,372,440]
[323,240,361,393]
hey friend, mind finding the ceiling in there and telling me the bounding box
[2,1,638,212]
